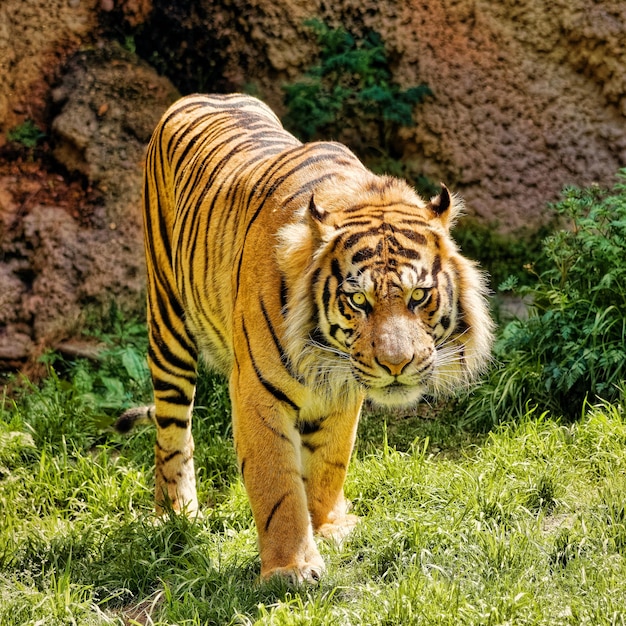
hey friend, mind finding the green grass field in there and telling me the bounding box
[2,330,626,625]
[3,171,625,625]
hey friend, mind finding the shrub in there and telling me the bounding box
[464,171,626,425]
[282,20,431,164]
[453,217,555,294]
[6,119,45,149]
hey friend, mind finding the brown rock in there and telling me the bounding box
[0,0,100,136]
[115,0,626,230]
[0,42,179,367]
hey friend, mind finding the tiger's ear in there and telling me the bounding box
[427,183,461,231]
[308,194,327,223]
[306,194,334,241]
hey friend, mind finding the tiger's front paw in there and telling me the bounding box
[260,541,326,584]
[316,514,359,545]
[261,558,326,585]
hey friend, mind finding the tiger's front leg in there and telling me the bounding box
[230,371,325,583]
[299,400,363,544]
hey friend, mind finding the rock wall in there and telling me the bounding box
[405,0,626,228]
[195,0,626,229]
[0,0,100,137]
[0,43,178,364]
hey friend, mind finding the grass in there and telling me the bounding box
[2,107,623,625]
[2,316,626,625]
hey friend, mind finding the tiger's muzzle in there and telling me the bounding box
[351,310,437,406]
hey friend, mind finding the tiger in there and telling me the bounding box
[116,93,494,583]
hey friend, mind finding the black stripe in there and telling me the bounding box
[297,418,324,435]
[155,394,194,407]
[170,116,216,178]
[351,359,373,377]
[351,247,377,264]
[242,321,299,411]
[156,416,189,429]
[329,323,346,341]
[280,275,289,316]
[156,466,176,485]
[310,268,322,291]
[302,441,319,454]
[260,299,286,358]
[162,98,211,135]
[153,287,198,359]
[323,459,347,470]
[173,122,236,214]
[153,376,195,396]
[257,410,292,442]
[344,200,424,214]
[396,228,428,244]
[163,450,183,463]
[281,172,336,206]
[330,258,344,285]
[322,276,333,313]
[342,201,391,214]
[188,283,229,354]
[392,246,421,260]
[454,300,469,336]
[265,493,288,532]
[147,326,197,379]
[144,147,173,275]
[343,228,379,249]
[164,100,214,159]
[432,254,442,278]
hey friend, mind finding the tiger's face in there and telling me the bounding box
[315,213,463,406]
[325,253,457,406]
[278,178,490,407]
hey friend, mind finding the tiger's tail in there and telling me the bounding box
[115,405,156,433]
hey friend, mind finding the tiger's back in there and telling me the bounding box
[128,93,494,583]
[146,94,295,371]
[146,94,370,368]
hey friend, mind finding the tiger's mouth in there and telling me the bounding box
[350,352,435,406]
[352,371,428,406]
[365,380,427,407]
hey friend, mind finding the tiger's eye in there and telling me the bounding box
[410,288,427,304]
[350,292,367,307]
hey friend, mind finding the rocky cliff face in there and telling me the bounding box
[0,0,625,366]
[190,0,626,229]
[0,39,178,365]
[407,0,626,228]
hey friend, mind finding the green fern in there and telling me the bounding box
[6,120,45,149]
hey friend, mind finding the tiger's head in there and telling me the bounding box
[278,174,494,407]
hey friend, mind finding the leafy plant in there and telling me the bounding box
[6,119,45,149]
[453,217,555,293]
[464,171,626,425]
[282,19,431,163]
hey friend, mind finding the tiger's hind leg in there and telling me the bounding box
[146,294,200,517]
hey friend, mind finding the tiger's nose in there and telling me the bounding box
[375,354,414,377]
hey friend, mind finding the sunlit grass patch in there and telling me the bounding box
[2,309,626,623]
